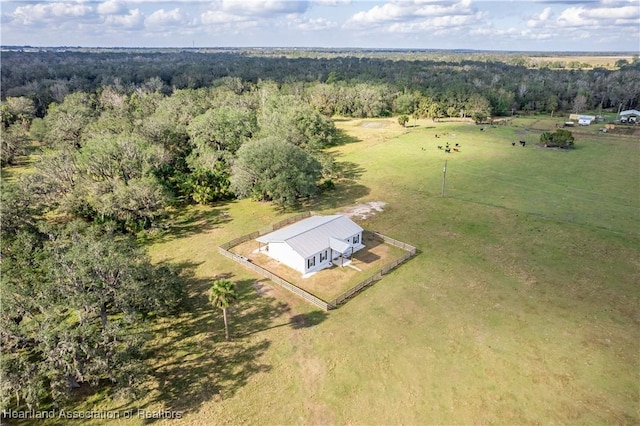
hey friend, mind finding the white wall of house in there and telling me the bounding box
[305,248,334,274]
[266,242,305,274]
[348,231,363,246]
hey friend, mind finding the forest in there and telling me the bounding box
[1,48,639,411]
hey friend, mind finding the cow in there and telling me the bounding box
[520,140,526,147]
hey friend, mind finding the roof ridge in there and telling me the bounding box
[283,214,341,241]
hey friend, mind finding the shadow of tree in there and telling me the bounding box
[330,128,361,147]
[305,181,370,211]
[289,310,328,329]
[299,158,369,212]
[141,205,232,245]
[137,272,293,421]
[331,160,365,181]
[231,278,291,338]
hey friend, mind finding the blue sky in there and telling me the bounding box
[1,0,639,51]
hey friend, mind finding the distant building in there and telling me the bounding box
[570,114,596,125]
[620,109,640,123]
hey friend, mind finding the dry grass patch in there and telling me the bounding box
[529,55,633,69]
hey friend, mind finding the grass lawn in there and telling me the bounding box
[34,116,639,425]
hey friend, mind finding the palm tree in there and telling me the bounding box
[209,279,237,341]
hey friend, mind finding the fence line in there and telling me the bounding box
[328,232,416,308]
[218,246,330,310]
[370,231,417,255]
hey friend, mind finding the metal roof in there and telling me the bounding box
[620,109,640,116]
[257,215,363,258]
[329,237,351,254]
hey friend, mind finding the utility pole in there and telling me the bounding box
[441,159,447,198]
[616,102,623,121]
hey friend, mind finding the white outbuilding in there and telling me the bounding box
[570,113,596,125]
[620,109,640,123]
[256,214,364,276]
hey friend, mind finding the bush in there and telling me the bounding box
[540,129,575,148]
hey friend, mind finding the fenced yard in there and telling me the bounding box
[220,218,416,310]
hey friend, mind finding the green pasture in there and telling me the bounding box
[29,117,640,424]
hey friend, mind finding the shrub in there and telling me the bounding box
[540,129,575,148]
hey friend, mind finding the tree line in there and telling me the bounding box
[2,50,639,118]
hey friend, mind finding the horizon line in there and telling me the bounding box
[1,45,638,55]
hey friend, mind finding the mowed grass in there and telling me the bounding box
[40,117,639,425]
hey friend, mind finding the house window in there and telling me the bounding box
[307,256,316,269]
[320,250,328,262]
[353,234,360,244]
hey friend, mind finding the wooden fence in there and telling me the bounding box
[218,246,329,310]
[371,231,417,255]
[220,211,312,251]
[219,214,416,311]
[328,232,416,308]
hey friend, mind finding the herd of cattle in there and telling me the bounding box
[422,129,528,153]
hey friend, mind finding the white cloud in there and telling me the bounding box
[556,4,639,28]
[104,8,144,28]
[10,2,93,25]
[346,0,476,28]
[581,4,639,20]
[387,12,480,33]
[200,10,251,25]
[145,8,187,27]
[527,6,552,28]
[221,0,310,17]
[347,3,414,26]
[288,15,337,30]
[312,0,351,5]
[97,0,127,15]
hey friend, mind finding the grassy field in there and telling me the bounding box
[29,116,640,424]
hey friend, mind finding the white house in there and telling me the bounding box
[569,114,595,125]
[256,215,364,275]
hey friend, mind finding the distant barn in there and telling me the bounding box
[620,109,640,124]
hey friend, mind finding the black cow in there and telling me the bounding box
[520,140,526,147]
